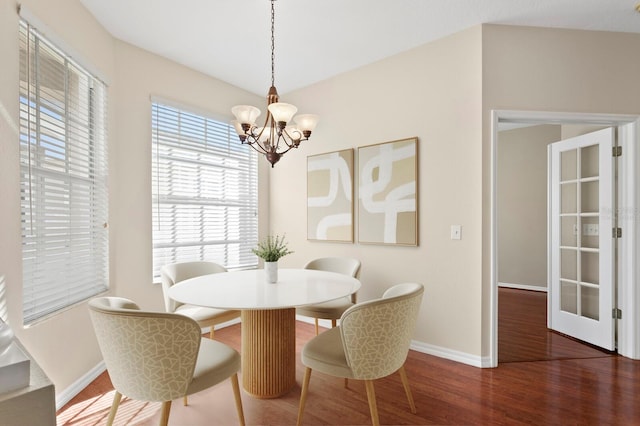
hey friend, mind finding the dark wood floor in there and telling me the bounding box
[57,289,640,425]
[498,287,613,363]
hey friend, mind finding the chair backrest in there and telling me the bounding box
[303,257,361,279]
[304,257,361,303]
[339,283,424,380]
[88,297,202,402]
[160,261,228,312]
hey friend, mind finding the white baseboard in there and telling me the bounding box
[499,282,547,292]
[409,340,490,368]
[211,317,241,331]
[295,315,333,329]
[56,361,106,411]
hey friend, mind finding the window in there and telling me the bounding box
[151,101,258,280]
[19,21,109,324]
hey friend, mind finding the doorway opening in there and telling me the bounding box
[489,110,640,367]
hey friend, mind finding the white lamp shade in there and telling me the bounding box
[294,114,319,132]
[232,105,261,124]
[267,102,298,123]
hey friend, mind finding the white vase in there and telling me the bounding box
[265,261,278,283]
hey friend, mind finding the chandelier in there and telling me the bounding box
[231,0,319,167]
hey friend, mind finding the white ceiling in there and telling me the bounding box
[80,0,640,96]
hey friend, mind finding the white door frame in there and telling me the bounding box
[489,110,640,368]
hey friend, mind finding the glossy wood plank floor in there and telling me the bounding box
[498,287,613,363]
[58,289,640,425]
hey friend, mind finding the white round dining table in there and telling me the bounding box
[168,268,361,398]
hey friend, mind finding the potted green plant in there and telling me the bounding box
[252,234,293,283]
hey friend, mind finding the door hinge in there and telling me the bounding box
[613,146,622,157]
[613,227,622,238]
[613,308,622,319]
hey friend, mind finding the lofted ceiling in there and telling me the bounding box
[80,0,640,96]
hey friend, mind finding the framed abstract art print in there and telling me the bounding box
[307,149,354,242]
[358,137,418,246]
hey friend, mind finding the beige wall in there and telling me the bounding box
[0,0,265,397]
[272,27,485,357]
[498,125,560,289]
[561,124,608,140]
[482,24,640,356]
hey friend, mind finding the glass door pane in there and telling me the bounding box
[561,183,577,214]
[561,281,578,314]
[582,287,599,320]
[581,181,599,213]
[581,251,599,284]
[581,145,599,178]
[560,216,577,246]
[581,217,599,249]
[561,150,577,181]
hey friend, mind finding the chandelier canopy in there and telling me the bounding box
[231,0,319,167]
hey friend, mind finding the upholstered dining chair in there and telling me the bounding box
[88,297,245,426]
[296,257,361,335]
[296,283,424,426]
[161,261,240,339]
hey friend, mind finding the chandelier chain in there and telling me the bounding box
[271,0,275,87]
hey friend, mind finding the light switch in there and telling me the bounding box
[451,225,462,240]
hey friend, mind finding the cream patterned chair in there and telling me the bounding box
[296,283,424,426]
[296,257,361,335]
[161,261,240,339]
[88,297,245,426]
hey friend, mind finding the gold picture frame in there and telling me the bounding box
[358,137,418,246]
[307,149,354,242]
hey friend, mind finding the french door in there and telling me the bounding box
[548,127,616,350]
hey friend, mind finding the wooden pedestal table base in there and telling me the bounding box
[241,308,296,398]
[167,269,361,398]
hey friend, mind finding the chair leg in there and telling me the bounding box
[297,367,312,426]
[106,391,122,426]
[314,318,319,335]
[231,373,245,426]
[398,365,416,413]
[159,401,172,426]
[331,319,337,328]
[364,380,380,426]
[183,395,188,406]
[210,326,215,339]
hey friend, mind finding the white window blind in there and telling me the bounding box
[151,102,258,280]
[19,21,109,324]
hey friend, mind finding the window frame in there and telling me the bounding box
[19,20,109,324]
[151,100,259,281]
